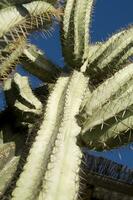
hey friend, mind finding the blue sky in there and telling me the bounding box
[0,0,133,167]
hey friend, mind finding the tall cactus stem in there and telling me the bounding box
[11,74,69,200]
[38,70,88,200]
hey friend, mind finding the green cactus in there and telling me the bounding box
[0,0,133,199]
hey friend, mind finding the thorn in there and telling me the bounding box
[19,25,27,38]
[130,144,133,150]
[114,115,118,122]
[89,128,93,132]
[3,35,9,44]
[122,109,126,118]
[101,122,104,130]
[118,135,122,143]
[128,130,132,143]
[118,151,122,160]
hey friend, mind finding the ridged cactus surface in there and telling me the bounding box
[0,0,133,200]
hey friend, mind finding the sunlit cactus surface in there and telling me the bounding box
[0,0,133,200]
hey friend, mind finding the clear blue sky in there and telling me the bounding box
[0,0,133,167]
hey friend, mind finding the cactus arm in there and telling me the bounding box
[3,73,43,133]
[0,0,133,198]
[117,47,133,66]
[84,42,103,61]
[97,116,133,149]
[82,154,133,199]
[22,44,61,82]
[11,74,69,200]
[38,70,88,200]
[4,73,42,113]
[106,116,133,136]
[86,29,124,65]
[86,26,133,76]
[80,115,133,150]
[83,153,133,196]
[0,39,61,82]
[87,170,133,196]
[77,63,133,149]
[0,142,19,198]
[0,0,57,8]
[74,0,94,60]
[0,156,20,198]
[62,0,75,39]
[0,38,26,79]
[93,186,133,200]
[0,1,61,80]
[95,28,133,71]
[12,73,42,111]
[74,0,87,60]
[0,1,60,45]
[62,0,94,66]
[0,0,32,8]
[81,83,133,134]
[79,89,133,150]
[0,0,58,36]
[61,0,75,66]
[79,87,92,113]
[0,143,15,171]
[79,63,133,120]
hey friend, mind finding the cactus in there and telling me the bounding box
[0,0,62,79]
[0,0,133,200]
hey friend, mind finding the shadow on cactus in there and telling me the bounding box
[0,0,133,200]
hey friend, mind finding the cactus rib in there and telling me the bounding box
[83,0,94,60]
